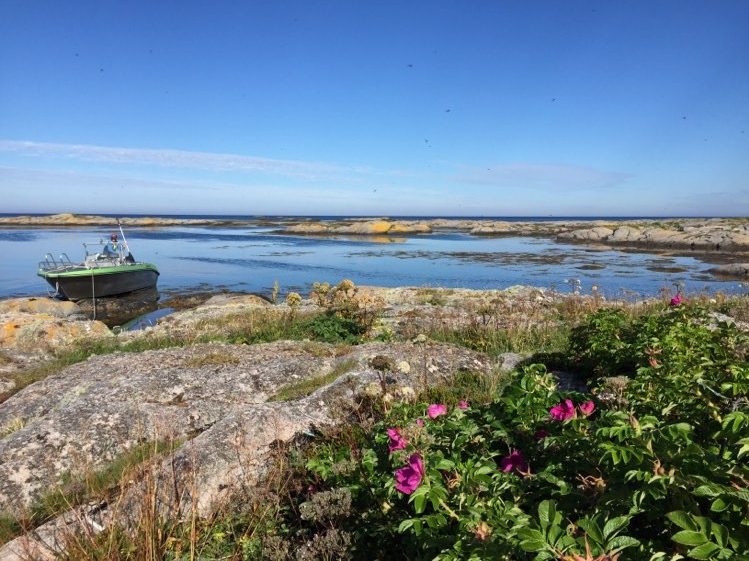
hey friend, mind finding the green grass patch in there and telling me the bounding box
[269,359,357,402]
[0,513,21,546]
[426,324,569,357]
[31,439,179,524]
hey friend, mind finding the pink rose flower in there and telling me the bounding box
[579,400,596,417]
[427,403,447,419]
[457,400,469,410]
[394,453,425,494]
[670,294,683,306]
[415,418,425,427]
[387,428,407,453]
[550,399,577,421]
[386,428,408,453]
[499,449,529,474]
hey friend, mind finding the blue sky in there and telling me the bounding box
[1,1,747,216]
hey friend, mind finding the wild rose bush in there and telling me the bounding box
[293,305,749,560]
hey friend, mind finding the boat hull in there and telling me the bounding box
[39,264,159,300]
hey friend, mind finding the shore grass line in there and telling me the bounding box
[0,438,180,547]
[268,359,358,402]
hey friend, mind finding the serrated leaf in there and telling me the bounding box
[434,458,455,470]
[577,517,604,546]
[538,500,556,531]
[672,530,708,546]
[710,498,728,513]
[517,528,546,542]
[667,511,698,531]
[607,535,640,553]
[603,516,630,540]
[694,485,721,498]
[520,539,548,552]
[687,541,720,560]
[710,524,728,548]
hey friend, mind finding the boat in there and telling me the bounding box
[37,224,159,300]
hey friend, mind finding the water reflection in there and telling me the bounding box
[74,287,160,327]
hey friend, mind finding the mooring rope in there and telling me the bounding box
[91,268,97,320]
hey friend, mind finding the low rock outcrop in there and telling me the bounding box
[0,340,491,517]
[284,219,432,235]
[0,298,112,394]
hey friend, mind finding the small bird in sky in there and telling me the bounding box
[551,97,556,102]
[407,64,413,67]
[682,116,687,119]
[445,108,451,112]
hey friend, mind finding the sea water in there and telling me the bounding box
[0,224,742,300]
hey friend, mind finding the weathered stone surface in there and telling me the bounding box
[0,298,82,318]
[0,340,491,519]
[0,308,111,354]
[284,220,432,235]
[557,227,614,242]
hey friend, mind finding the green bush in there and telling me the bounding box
[298,313,364,344]
[274,304,749,560]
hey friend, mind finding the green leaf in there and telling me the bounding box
[577,517,604,546]
[607,535,640,554]
[667,511,698,531]
[710,498,728,513]
[694,485,721,498]
[435,458,455,470]
[672,531,708,546]
[603,516,630,540]
[410,486,429,514]
[710,524,729,548]
[520,539,548,553]
[538,500,556,531]
[686,542,720,560]
[518,528,547,552]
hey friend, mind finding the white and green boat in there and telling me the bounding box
[38,225,159,300]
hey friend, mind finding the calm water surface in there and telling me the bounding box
[0,225,741,299]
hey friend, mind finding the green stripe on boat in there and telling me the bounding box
[38,263,159,278]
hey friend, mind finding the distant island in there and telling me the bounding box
[2,214,749,258]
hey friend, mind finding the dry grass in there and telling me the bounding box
[268,359,358,402]
[182,351,240,368]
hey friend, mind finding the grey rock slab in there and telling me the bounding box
[0,341,330,516]
[0,341,492,519]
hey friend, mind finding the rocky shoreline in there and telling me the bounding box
[1,284,747,558]
[3,214,749,254]
[0,286,541,558]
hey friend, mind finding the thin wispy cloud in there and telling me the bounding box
[0,140,376,181]
[455,163,631,190]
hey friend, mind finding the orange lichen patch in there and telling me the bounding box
[0,298,80,318]
[389,222,432,234]
[0,313,111,352]
[364,220,393,234]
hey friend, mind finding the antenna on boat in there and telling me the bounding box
[117,218,129,253]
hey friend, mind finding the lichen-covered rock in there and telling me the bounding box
[0,309,110,354]
[557,227,614,242]
[0,298,82,318]
[0,341,491,519]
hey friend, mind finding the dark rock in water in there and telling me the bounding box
[74,287,159,327]
[707,263,749,279]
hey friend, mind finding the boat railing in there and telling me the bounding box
[39,253,76,273]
